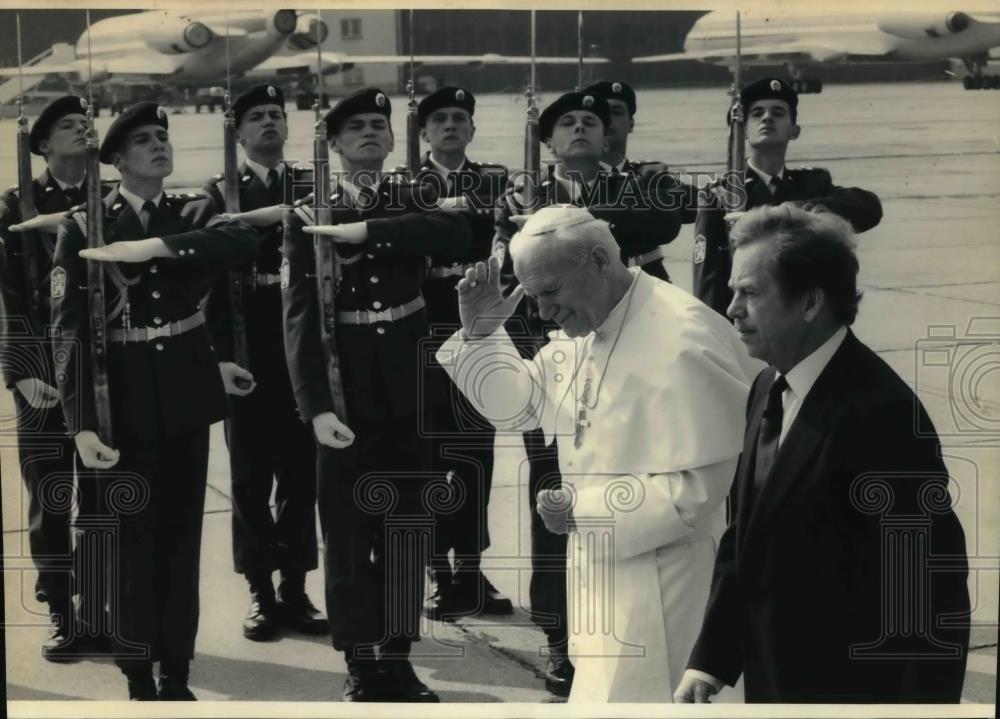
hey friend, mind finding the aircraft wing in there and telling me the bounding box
[0,63,82,77]
[633,38,895,65]
[0,54,184,78]
[254,51,608,73]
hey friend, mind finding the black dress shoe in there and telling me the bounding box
[127,675,158,701]
[243,591,278,641]
[158,675,197,701]
[379,660,440,702]
[342,657,387,702]
[421,570,465,621]
[42,616,110,663]
[459,572,514,616]
[277,591,329,635]
[544,653,575,697]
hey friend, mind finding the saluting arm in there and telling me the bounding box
[808,183,883,233]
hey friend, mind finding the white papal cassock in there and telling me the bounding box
[437,268,759,702]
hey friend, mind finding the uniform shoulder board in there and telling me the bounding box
[209,173,224,185]
[166,192,207,204]
[68,203,86,213]
[477,163,508,176]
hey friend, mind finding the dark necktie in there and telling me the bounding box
[769,175,783,197]
[754,375,789,493]
[65,185,83,205]
[141,200,158,234]
[266,168,280,189]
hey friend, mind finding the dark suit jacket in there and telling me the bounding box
[688,330,970,703]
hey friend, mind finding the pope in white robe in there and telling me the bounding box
[435,206,758,702]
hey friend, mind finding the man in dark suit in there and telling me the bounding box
[692,78,883,316]
[202,84,326,642]
[411,86,513,621]
[676,204,970,703]
[51,102,258,700]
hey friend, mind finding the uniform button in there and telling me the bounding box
[386,242,392,248]
[372,301,383,309]
[154,342,164,351]
[178,249,186,256]
[369,276,379,284]
[151,290,161,299]
[376,327,386,335]
[366,253,375,260]
[189,248,195,255]
[153,317,163,325]
[150,264,159,274]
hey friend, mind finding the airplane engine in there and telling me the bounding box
[140,17,213,55]
[877,12,972,41]
[287,14,329,50]
[266,9,298,39]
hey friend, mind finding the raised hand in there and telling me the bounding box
[302,221,368,245]
[14,378,60,409]
[456,255,525,340]
[9,212,67,233]
[79,238,168,263]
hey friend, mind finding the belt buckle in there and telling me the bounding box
[148,324,171,340]
[374,308,391,323]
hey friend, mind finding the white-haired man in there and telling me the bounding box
[435,206,758,701]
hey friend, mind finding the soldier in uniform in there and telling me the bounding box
[282,87,472,702]
[692,77,883,316]
[492,90,685,698]
[202,84,327,642]
[584,79,698,223]
[411,86,513,621]
[0,95,112,662]
[50,102,258,700]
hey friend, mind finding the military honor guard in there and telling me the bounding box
[0,95,111,661]
[411,87,513,621]
[692,77,883,316]
[584,79,698,224]
[202,84,327,642]
[50,102,259,700]
[282,87,473,702]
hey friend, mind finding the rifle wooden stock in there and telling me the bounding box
[85,130,113,446]
[223,109,250,371]
[15,119,43,327]
[522,107,541,214]
[406,100,421,176]
[312,122,348,421]
[726,12,747,214]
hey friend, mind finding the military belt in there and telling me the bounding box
[427,262,474,280]
[336,296,425,326]
[628,247,665,268]
[108,311,205,344]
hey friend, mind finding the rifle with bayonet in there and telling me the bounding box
[83,12,113,446]
[522,10,541,214]
[311,10,348,421]
[725,12,747,215]
[13,13,43,332]
[405,9,421,176]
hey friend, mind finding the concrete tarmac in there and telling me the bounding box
[1,81,998,709]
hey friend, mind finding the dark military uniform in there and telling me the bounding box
[411,154,510,612]
[202,162,320,583]
[282,173,472,653]
[692,166,883,316]
[0,170,112,639]
[615,159,699,226]
[51,186,257,673]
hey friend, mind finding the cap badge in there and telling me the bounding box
[79,98,88,111]
[267,85,277,98]
[612,82,622,94]
[157,105,167,120]
[582,94,594,108]
[770,80,782,92]
[455,89,465,101]
[375,93,386,107]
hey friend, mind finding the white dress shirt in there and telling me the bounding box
[244,157,283,187]
[746,160,785,195]
[552,166,598,204]
[117,184,164,231]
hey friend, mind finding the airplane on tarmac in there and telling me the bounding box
[0,9,608,108]
[632,9,1000,92]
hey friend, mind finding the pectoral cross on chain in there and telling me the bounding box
[574,373,593,449]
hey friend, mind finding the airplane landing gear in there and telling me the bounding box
[961,56,998,90]
[785,64,822,94]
